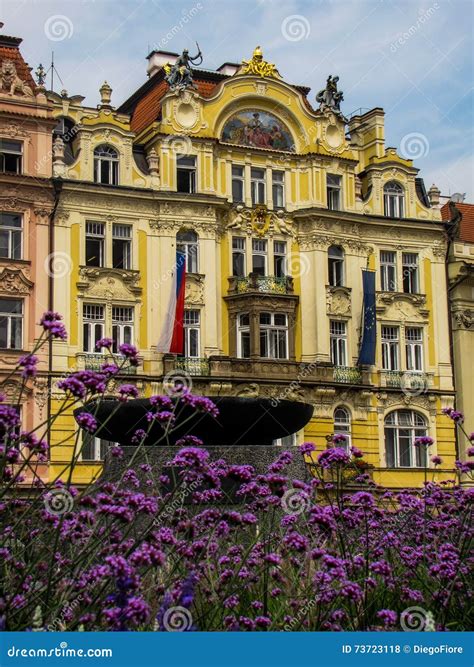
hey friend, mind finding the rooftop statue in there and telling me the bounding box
[241,46,281,79]
[164,44,203,91]
[316,74,346,120]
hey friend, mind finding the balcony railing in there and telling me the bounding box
[78,352,137,375]
[333,366,363,384]
[228,274,294,295]
[174,357,210,377]
[380,370,432,391]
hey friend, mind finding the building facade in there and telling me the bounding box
[42,46,457,487]
[0,28,56,483]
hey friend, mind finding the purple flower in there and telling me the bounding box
[299,442,316,454]
[377,609,397,626]
[171,447,210,467]
[469,433,474,442]
[442,407,464,424]
[350,446,364,458]
[118,344,139,366]
[118,384,139,401]
[146,410,175,424]
[40,311,67,340]
[18,354,38,379]
[175,435,204,447]
[332,433,347,445]
[95,337,113,350]
[317,447,350,469]
[255,616,272,629]
[101,363,119,377]
[76,412,98,433]
[150,395,173,409]
[467,447,474,457]
[57,376,87,398]
[455,460,474,473]
[431,455,443,465]
[131,430,146,445]
[414,436,434,447]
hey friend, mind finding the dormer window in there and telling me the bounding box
[94,145,118,185]
[384,181,404,218]
[0,140,22,174]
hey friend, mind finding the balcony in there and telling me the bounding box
[76,352,138,375]
[379,370,434,391]
[228,274,294,295]
[174,357,210,377]
[333,366,363,384]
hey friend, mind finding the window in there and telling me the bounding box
[85,222,105,267]
[252,239,267,276]
[251,168,266,205]
[381,326,399,370]
[184,310,200,357]
[380,251,397,291]
[405,327,423,371]
[328,245,344,286]
[112,224,132,270]
[272,171,285,208]
[384,410,427,467]
[177,230,198,273]
[260,312,288,359]
[0,299,23,349]
[177,156,196,193]
[232,237,246,277]
[112,306,134,352]
[384,181,404,218]
[327,174,342,211]
[334,407,351,449]
[402,253,419,294]
[94,145,118,185]
[330,320,347,366]
[273,241,287,277]
[0,140,22,174]
[0,213,22,259]
[83,304,105,352]
[232,165,244,202]
[237,313,250,358]
[81,434,115,461]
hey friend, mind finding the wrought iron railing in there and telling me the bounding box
[333,366,362,384]
[174,357,210,376]
[382,370,429,390]
[233,275,292,294]
[82,353,137,375]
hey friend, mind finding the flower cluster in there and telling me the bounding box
[39,311,67,340]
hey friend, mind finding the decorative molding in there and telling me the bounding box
[376,292,429,320]
[0,267,34,295]
[77,267,142,301]
[452,309,473,330]
[326,286,352,316]
[185,273,205,306]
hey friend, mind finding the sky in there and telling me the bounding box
[2,0,473,199]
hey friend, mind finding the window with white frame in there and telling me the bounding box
[184,310,200,357]
[380,251,397,291]
[232,237,246,277]
[405,327,423,371]
[232,165,244,202]
[0,213,22,260]
[251,168,266,205]
[334,407,351,449]
[272,171,285,208]
[252,239,267,276]
[381,326,400,370]
[83,304,105,352]
[260,312,288,359]
[112,306,134,352]
[177,230,199,273]
[85,222,105,267]
[0,298,23,349]
[0,139,22,174]
[384,181,405,218]
[402,253,419,294]
[327,174,342,211]
[273,241,287,277]
[330,320,347,366]
[328,245,344,287]
[81,434,115,462]
[94,145,118,185]
[176,156,196,193]
[112,224,132,270]
[384,410,427,468]
[237,313,250,358]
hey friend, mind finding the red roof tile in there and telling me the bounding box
[0,44,36,90]
[441,201,474,244]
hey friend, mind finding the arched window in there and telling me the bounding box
[334,406,351,449]
[94,145,119,185]
[177,230,199,273]
[384,181,404,218]
[328,245,344,286]
[384,410,427,468]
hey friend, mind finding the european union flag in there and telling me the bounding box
[358,269,376,365]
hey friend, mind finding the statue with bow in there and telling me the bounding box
[165,44,203,91]
[316,75,346,119]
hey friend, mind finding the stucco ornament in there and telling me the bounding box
[1,60,33,97]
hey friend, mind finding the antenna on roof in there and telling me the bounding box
[44,51,65,92]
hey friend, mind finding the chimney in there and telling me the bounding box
[146,50,179,78]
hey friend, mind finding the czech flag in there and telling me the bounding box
[157,250,186,354]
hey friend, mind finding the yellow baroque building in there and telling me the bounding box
[46,47,456,487]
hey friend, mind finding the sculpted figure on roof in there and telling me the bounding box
[165,44,203,91]
[316,75,346,120]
